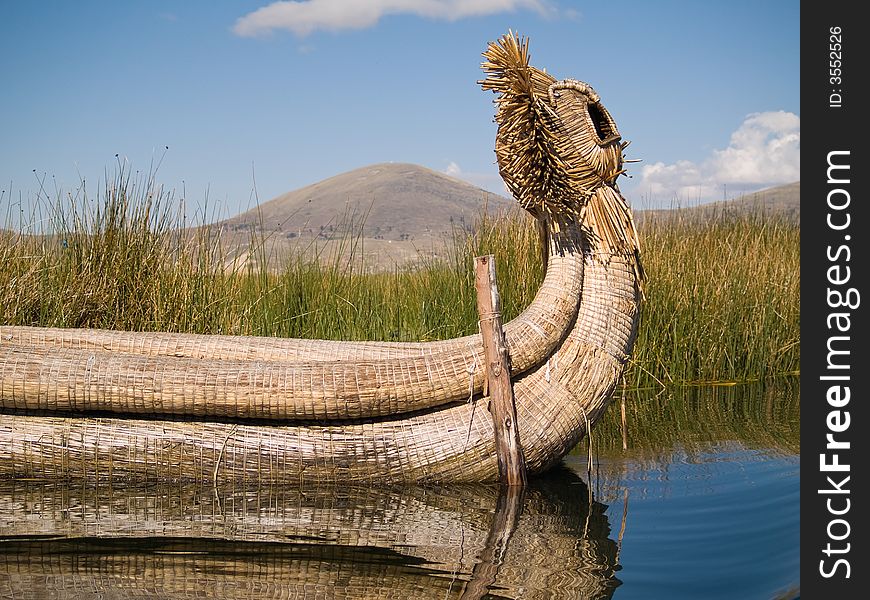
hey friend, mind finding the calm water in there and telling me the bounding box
[0,380,799,599]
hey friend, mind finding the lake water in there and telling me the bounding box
[0,380,799,599]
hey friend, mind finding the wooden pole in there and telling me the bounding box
[474,255,527,487]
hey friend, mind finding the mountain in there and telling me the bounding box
[222,163,513,243]
[636,182,800,225]
[215,162,516,268]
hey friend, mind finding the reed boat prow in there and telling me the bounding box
[0,32,642,483]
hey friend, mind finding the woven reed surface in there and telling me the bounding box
[0,231,582,421]
[0,477,618,599]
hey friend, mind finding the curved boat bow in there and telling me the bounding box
[0,32,642,482]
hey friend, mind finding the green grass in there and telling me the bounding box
[1,171,798,388]
[630,211,800,387]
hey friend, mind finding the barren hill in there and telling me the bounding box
[217,163,515,268]
[637,181,800,225]
[223,163,513,242]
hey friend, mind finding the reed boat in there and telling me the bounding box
[0,33,643,483]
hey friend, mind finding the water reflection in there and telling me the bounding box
[592,378,800,458]
[0,380,801,599]
[577,379,800,600]
[0,468,620,599]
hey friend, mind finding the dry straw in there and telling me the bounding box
[0,32,642,483]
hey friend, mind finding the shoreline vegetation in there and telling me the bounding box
[1,171,799,390]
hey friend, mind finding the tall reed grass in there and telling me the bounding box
[630,211,800,387]
[1,171,798,388]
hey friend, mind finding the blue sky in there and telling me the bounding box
[1,1,799,224]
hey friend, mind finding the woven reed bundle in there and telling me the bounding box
[0,32,642,483]
[0,474,618,599]
[0,228,582,421]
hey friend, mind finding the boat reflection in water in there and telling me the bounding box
[0,467,620,599]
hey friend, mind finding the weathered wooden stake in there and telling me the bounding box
[474,255,527,487]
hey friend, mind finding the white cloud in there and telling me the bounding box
[442,161,508,196]
[637,110,799,206]
[233,0,552,37]
[444,161,462,177]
